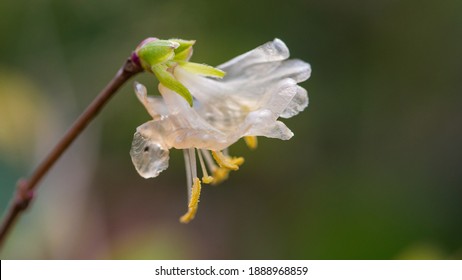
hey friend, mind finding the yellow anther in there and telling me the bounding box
[212,150,243,170]
[230,156,245,166]
[180,178,202,223]
[202,176,214,184]
[211,167,230,185]
[244,136,258,150]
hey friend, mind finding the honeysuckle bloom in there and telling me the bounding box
[130,38,311,223]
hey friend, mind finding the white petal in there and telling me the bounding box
[157,85,232,150]
[262,121,294,140]
[174,65,304,142]
[260,78,299,118]
[267,59,311,83]
[280,86,309,118]
[224,59,311,87]
[130,121,170,178]
[175,57,310,117]
[174,67,248,130]
[217,38,290,79]
[174,66,231,102]
[244,109,294,140]
[134,82,168,118]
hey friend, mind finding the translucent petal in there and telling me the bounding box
[280,86,309,118]
[134,82,168,118]
[217,38,290,79]
[261,59,311,83]
[263,121,294,140]
[173,67,302,142]
[130,121,170,178]
[224,59,310,87]
[174,66,230,102]
[174,57,310,116]
[260,78,299,118]
[244,109,294,140]
[158,85,231,151]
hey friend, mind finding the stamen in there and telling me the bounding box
[244,136,258,150]
[188,148,197,180]
[211,167,230,185]
[201,149,218,172]
[197,149,214,184]
[183,150,192,201]
[202,176,214,184]
[200,149,244,185]
[212,150,243,171]
[179,178,202,223]
[230,157,245,166]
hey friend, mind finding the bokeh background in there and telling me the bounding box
[1,0,461,259]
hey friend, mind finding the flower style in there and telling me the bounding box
[130,38,311,223]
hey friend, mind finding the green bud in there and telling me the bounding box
[136,38,180,71]
[170,39,196,62]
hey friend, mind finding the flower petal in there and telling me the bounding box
[130,121,170,178]
[217,38,290,79]
[158,85,231,150]
[244,109,294,140]
[260,78,299,118]
[262,59,311,83]
[280,86,309,118]
[134,82,169,118]
[174,66,230,102]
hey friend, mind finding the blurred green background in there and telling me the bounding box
[1,0,461,259]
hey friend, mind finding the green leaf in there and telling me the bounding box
[152,64,193,106]
[179,62,226,78]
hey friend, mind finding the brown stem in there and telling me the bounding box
[0,56,143,249]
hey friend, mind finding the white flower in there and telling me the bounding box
[130,38,311,223]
